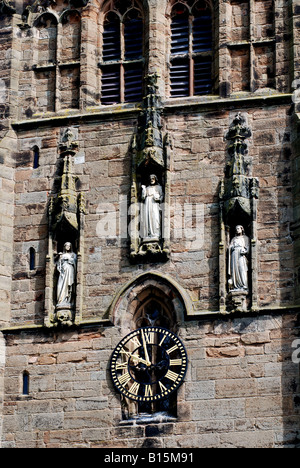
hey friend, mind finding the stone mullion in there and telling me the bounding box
[189,14,194,97]
[148,0,166,98]
[80,5,99,108]
[218,0,232,97]
[120,20,125,103]
[212,0,219,95]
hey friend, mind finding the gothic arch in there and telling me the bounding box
[109,271,192,333]
[166,0,213,17]
[93,0,149,20]
[32,11,59,28]
[59,8,81,23]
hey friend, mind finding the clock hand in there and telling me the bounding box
[122,350,149,366]
[141,330,151,367]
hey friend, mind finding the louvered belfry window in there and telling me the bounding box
[101,1,144,105]
[170,0,213,98]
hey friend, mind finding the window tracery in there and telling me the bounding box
[100,0,144,105]
[19,1,282,114]
[169,0,213,98]
[227,0,275,94]
[33,8,81,114]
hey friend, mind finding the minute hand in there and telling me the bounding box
[141,330,151,366]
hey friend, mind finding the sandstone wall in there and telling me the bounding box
[10,101,295,324]
[1,0,300,449]
[1,314,299,448]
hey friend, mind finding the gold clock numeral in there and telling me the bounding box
[116,362,128,370]
[145,385,153,397]
[170,359,182,366]
[129,381,140,396]
[130,335,141,348]
[159,335,167,346]
[165,370,179,382]
[118,372,131,386]
[143,331,155,345]
[166,345,179,355]
[159,381,168,393]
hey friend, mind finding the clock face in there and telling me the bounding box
[110,327,188,403]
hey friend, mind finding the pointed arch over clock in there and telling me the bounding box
[109,271,193,333]
[109,271,191,421]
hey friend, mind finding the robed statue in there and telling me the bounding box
[141,174,164,242]
[56,242,77,309]
[228,225,249,291]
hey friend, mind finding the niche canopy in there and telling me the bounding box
[219,113,259,314]
[130,73,171,263]
[45,128,86,328]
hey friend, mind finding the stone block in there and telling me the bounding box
[186,381,215,400]
[32,413,64,431]
[192,399,245,421]
[241,332,271,345]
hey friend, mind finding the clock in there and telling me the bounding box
[110,326,188,403]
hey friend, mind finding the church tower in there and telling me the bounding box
[1,0,300,448]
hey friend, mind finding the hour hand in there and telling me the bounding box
[141,330,151,367]
[130,355,149,366]
[122,350,148,366]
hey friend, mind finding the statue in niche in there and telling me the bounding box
[140,174,164,242]
[228,225,249,291]
[56,242,77,311]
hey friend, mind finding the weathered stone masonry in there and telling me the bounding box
[0,0,300,448]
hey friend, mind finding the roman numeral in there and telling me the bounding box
[129,381,140,396]
[166,345,178,355]
[118,372,131,386]
[170,359,182,366]
[159,335,167,346]
[143,331,155,344]
[165,370,179,382]
[159,381,168,393]
[130,335,141,348]
[116,362,128,370]
[144,385,153,397]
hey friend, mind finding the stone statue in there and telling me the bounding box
[140,174,164,241]
[56,242,77,310]
[228,225,249,291]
